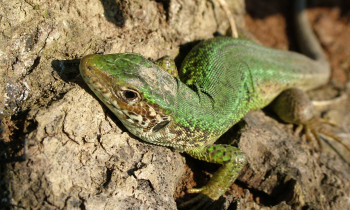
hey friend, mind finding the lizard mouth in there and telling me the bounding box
[79,54,119,111]
[80,54,114,97]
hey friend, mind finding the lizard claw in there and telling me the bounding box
[187,186,214,195]
[295,117,350,153]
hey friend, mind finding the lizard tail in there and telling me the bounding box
[294,0,329,68]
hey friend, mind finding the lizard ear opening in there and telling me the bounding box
[152,120,170,132]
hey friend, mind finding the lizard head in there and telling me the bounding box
[79,53,178,144]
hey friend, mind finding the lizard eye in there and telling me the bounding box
[121,89,140,102]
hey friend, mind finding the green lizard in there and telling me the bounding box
[79,0,347,207]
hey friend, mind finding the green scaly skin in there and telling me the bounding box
[79,0,330,203]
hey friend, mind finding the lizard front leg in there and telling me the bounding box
[179,144,246,208]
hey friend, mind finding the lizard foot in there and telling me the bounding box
[179,145,246,209]
[178,194,214,210]
[294,117,350,152]
[270,88,350,153]
[178,192,226,210]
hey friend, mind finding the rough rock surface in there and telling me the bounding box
[1,0,350,209]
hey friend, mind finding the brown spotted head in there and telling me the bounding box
[80,53,178,145]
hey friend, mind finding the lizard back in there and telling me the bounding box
[180,37,330,112]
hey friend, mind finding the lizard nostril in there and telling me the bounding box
[87,66,94,72]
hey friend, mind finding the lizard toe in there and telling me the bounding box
[178,193,226,210]
[296,117,350,153]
